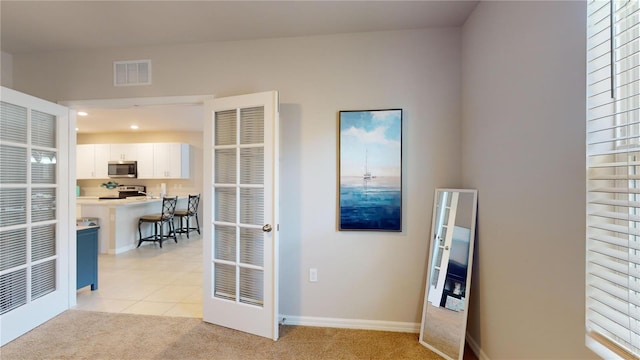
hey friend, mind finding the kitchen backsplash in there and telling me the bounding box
[77,179,201,198]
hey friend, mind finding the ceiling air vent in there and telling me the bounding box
[113,59,151,86]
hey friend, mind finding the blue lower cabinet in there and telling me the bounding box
[77,227,99,290]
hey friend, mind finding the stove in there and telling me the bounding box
[118,185,146,198]
[99,185,146,200]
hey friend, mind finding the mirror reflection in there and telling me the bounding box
[419,189,477,360]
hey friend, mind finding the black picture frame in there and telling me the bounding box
[338,109,402,231]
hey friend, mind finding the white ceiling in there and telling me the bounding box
[74,103,205,134]
[1,0,478,133]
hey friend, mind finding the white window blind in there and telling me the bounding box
[587,0,640,358]
[212,106,265,307]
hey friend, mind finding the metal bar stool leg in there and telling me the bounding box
[137,220,143,248]
[157,221,162,248]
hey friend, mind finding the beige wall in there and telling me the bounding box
[462,1,592,358]
[13,28,463,325]
[1,51,13,87]
[76,131,203,199]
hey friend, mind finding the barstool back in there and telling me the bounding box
[162,196,178,220]
[187,194,200,215]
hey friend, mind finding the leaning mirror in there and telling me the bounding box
[419,188,478,360]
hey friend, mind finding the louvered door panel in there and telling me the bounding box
[32,225,56,261]
[0,270,27,315]
[0,229,27,272]
[0,146,27,184]
[0,102,27,144]
[31,260,55,300]
[0,189,26,227]
[0,103,58,311]
[240,228,263,266]
[31,111,56,148]
[240,107,264,144]
[240,148,263,184]
[212,105,266,306]
[0,87,70,346]
[239,268,263,306]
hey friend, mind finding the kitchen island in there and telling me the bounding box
[77,225,99,290]
[77,197,187,254]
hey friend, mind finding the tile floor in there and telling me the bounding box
[74,233,203,318]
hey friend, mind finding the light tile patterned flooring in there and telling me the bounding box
[74,233,203,318]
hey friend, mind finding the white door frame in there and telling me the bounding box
[60,95,211,111]
[61,94,211,308]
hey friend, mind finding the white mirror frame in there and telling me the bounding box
[419,188,477,360]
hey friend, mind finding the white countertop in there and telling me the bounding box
[76,197,180,207]
[77,225,100,231]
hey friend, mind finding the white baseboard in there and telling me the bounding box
[280,315,420,333]
[466,333,490,360]
[111,244,135,255]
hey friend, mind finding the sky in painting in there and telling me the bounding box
[340,109,401,177]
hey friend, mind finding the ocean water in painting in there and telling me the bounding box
[340,176,401,231]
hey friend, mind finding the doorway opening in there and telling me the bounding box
[64,95,207,318]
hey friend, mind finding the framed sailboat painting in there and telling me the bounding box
[338,109,402,231]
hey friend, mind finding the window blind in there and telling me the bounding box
[212,106,266,308]
[587,0,640,357]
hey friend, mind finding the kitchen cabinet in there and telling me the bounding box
[77,144,110,179]
[136,143,154,179]
[153,143,190,179]
[79,142,190,179]
[77,226,99,290]
[110,143,139,161]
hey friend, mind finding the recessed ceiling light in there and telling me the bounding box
[75,128,79,131]
[130,125,139,130]
[77,111,88,116]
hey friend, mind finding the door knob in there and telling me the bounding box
[262,224,272,233]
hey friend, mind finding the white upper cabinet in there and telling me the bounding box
[76,144,94,179]
[110,143,138,161]
[77,144,110,179]
[153,143,189,179]
[136,143,154,179]
[77,142,189,179]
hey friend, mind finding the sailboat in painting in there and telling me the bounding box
[363,149,373,181]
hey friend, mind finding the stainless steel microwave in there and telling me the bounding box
[108,161,137,178]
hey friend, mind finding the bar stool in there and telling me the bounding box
[137,196,178,248]
[174,194,200,238]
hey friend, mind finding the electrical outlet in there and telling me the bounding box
[309,268,318,282]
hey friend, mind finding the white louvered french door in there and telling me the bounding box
[0,87,72,346]
[428,191,458,306]
[203,91,279,340]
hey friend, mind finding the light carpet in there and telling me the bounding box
[0,310,456,359]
